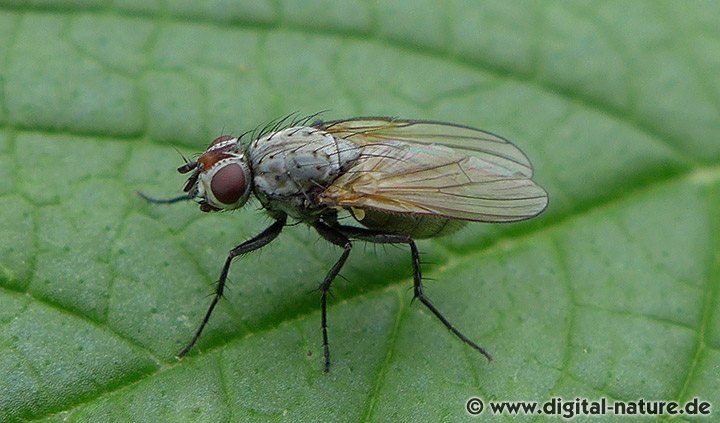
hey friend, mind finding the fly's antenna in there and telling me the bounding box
[171,147,201,174]
[172,146,192,166]
[177,160,198,174]
[138,146,198,205]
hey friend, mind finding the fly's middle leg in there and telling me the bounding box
[177,216,286,359]
[336,225,493,362]
[311,221,353,372]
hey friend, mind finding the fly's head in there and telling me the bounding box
[180,135,252,212]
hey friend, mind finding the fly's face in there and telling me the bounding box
[180,135,253,212]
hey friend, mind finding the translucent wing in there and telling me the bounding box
[316,118,548,222]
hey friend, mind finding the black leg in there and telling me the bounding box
[337,225,492,362]
[137,191,194,204]
[177,216,287,358]
[311,221,352,372]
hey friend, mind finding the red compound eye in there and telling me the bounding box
[210,163,246,205]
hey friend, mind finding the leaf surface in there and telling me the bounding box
[0,1,718,421]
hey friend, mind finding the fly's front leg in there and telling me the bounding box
[137,191,193,204]
[177,216,287,358]
[337,225,492,362]
[311,221,352,372]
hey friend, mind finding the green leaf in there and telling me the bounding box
[1,1,718,421]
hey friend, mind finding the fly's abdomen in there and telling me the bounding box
[355,209,466,239]
[250,126,360,199]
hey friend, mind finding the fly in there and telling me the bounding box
[141,114,549,372]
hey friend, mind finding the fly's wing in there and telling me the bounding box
[316,118,548,222]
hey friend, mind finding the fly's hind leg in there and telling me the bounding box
[311,221,353,372]
[337,225,492,362]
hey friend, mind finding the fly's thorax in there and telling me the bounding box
[249,126,361,201]
[354,209,466,239]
